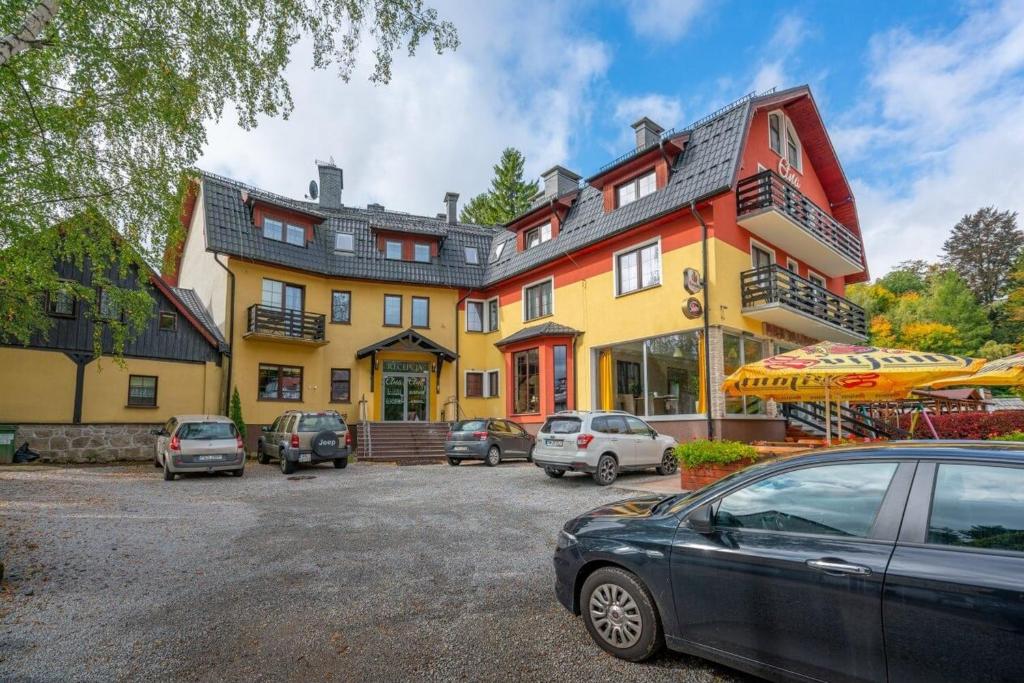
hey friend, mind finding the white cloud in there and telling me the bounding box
[747,15,812,94]
[843,2,1024,276]
[198,1,609,215]
[625,0,707,43]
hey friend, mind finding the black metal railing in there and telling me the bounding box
[741,265,867,338]
[246,304,325,342]
[737,170,863,267]
[783,402,908,440]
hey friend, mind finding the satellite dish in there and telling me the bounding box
[308,180,319,200]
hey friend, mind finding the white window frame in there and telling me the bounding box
[492,242,506,262]
[285,223,305,246]
[485,369,500,398]
[768,109,803,173]
[384,240,403,260]
[334,232,354,252]
[465,299,484,332]
[524,221,552,249]
[485,296,499,333]
[807,270,827,289]
[613,237,662,297]
[786,257,799,273]
[413,243,431,263]
[263,217,283,241]
[522,276,554,322]
[749,238,776,269]
[615,169,657,208]
[465,246,480,264]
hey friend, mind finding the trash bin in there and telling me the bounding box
[0,425,16,465]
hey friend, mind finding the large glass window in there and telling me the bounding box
[514,348,540,414]
[263,218,283,241]
[285,224,305,246]
[524,280,552,321]
[259,364,302,401]
[617,242,661,295]
[465,246,480,264]
[928,464,1024,552]
[604,331,703,417]
[411,297,429,328]
[413,243,431,263]
[331,291,351,324]
[553,345,568,412]
[716,463,898,537]
[724,333,766,415]
[385,240,403,260]
[334,232,354,252]
[383,295,402,326]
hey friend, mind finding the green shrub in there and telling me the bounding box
[997,431,1024,442]
[674,439,757,469]
[229,386,246,439]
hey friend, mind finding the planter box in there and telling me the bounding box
[680,459,758,490]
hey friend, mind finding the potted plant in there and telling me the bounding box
[674,439,759,489]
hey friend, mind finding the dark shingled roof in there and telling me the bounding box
[198,89,781,289]
[172,287,228,349]
[495,322,580,347]
[355,328,456,361]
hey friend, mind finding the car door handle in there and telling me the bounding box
[806,559,872,576]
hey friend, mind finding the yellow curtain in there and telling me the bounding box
[696,333,707,414]
[599,349,614,410]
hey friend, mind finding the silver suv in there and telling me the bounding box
[532,411,678,486]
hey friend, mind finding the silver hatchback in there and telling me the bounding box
[532,411,678,485]
[152,415,245,481]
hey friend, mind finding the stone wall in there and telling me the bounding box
[14,424,160,463]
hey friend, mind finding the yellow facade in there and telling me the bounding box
[0,347,221,424]
[227,260,459,424]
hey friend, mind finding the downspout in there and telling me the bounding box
[453,289,475,421]
[213,253,235,414]
[689,201,714,440]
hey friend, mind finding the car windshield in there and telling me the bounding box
[178,422,237,440]
[541,417,581,434]
[298,414,346,431]
[454,420,488,432]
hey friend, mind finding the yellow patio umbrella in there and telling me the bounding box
[723,341,985,444]
[925,352,1024,389]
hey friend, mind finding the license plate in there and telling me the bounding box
[196,455,222,462]
[299,453,312,463]
[453,446,468,451]
[546,439,563,447]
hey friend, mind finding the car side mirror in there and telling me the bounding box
[650,430,658,439]
[261,426,270,433]
[686,502,714,534]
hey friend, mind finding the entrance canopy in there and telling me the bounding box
[356,328,456,392]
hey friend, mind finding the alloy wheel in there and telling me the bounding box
[661,450,678,474]
[597,456,617,484]
[589,583,643,648]
[486,446,500,467]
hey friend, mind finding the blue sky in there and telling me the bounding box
[200,1,1024,277]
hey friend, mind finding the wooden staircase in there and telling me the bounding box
[355,422,450,463]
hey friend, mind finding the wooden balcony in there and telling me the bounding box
[244,304,327,346]
[741,265,867,343]
[736,170,864,277]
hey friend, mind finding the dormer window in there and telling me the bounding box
[413,243,431,263]
[525,222,552,249]
[262,217,305,246]
[492,241,505,262]
[465,246,480,264]
[615,170,656,208]
[385,240,402,260]
[335,232,354,252]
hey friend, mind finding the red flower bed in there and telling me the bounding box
[897,410,1024,439]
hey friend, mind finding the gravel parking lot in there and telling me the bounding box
[0,461,749,682]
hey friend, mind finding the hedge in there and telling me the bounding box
[674,439,758,469]
[897,410,1024,440]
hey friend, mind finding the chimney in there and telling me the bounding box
[317,161,343,210]
[540,165,581,198]
[367,202,384,212]
[443,192,459,224]
[631,117,664,150]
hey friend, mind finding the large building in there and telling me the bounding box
[170,86,869,450]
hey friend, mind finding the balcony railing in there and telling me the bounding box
[246,304,326,343]
[741,265,867,339]
[737,170,863,268]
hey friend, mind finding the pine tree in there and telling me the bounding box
[229,387,246,440]
[942,207,1023,306]
[460,148,540,226]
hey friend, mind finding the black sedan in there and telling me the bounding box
[445,418,535,466]
[553,441,1024,682]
